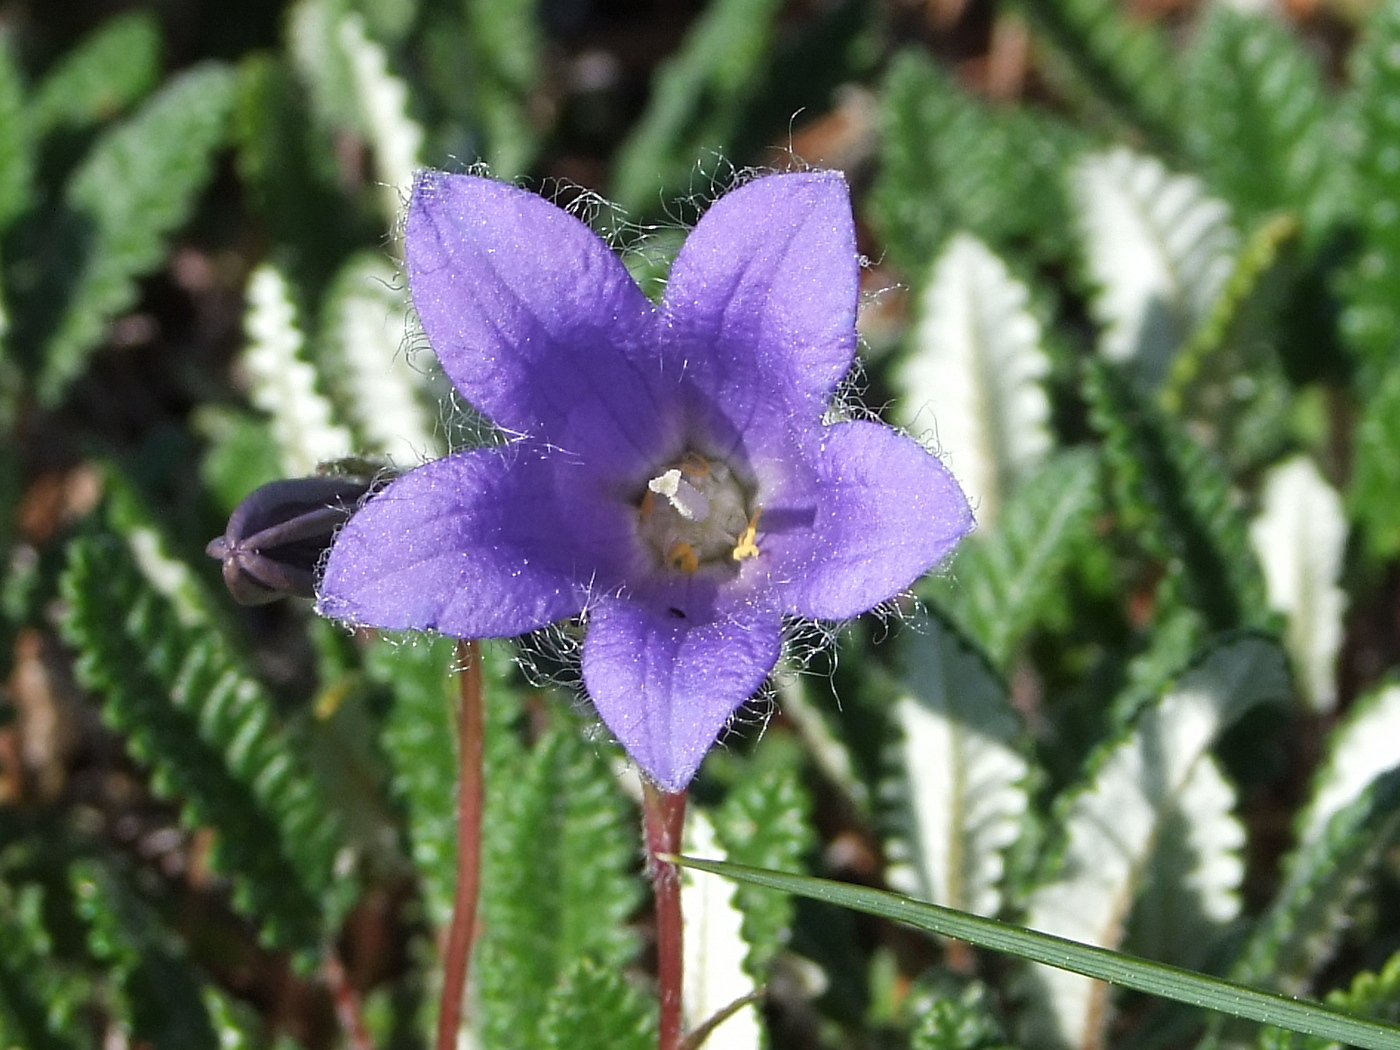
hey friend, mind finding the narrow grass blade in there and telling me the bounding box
[670,858,1400,1050]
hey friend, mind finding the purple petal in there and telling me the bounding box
[317,449,628,636]
[406,172,667,471]
[660,172,858,446]
[581,594,783,791]
[781,421,973,620]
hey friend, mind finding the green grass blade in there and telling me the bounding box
[671,858,1400,1050]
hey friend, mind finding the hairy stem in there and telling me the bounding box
[436,639,484,1050]
[643,783,688,1050]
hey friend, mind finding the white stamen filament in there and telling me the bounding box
[648,469,711,522]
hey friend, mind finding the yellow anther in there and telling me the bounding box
[668,542,699,574]
[679,451,711,477]
[731,508,762,562]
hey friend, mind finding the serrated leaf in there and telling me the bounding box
[870,51,1080,272]
[1248,457,1347,712]
[886,614,1029,920]
[713,738,815,979]
[926,448,1100,667]
[367,633,459,928]
[908,981,1014,1050]
[682,809,763,1048]
[320,252,441,465]
[30,12,160,134]
[60,531,349,953]
[240,263,354,475]
[1183,7,1334,235]
[0,34,32,235]
[1232,767,1400,992]
[476,716,641,1050]
[1019,635,1288,1050]
[1297,683,1400,857]
[335,12,422,223]
[69,859,218,1050]
[1016,0,1179,147]
[0,881,91,1050]
[1085,359,1266,631]
[1339,0,1400,383]
[611,0,784,215]
[1126,753,1245,966]
[895,233,1051,525]
[1073,148,1237,392]
[539,957,656,1050]
[32,63,235,405]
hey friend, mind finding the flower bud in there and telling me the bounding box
[207,477,375,605]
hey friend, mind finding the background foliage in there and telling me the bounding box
[2,0,1400,1047]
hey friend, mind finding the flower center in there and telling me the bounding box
[636,451,761,575]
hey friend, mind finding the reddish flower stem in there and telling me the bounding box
[436,639,485,1050]
[642,783,688,1050]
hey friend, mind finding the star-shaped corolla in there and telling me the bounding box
[318,170,972,791]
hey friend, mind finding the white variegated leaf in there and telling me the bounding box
[886,616,1028,918]
[1298,683,1400,848]
[1249,456,1348,712]
[682,811,762,1050]
[895,233,1051,526]
[1127,753,1245,965]
[323,254,442,466]
[1073,148,1237,390]
[337,12,423,223]
[239,264,353,476]
[1019,636,1288,1050]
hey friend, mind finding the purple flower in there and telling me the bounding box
[317,170,972,791]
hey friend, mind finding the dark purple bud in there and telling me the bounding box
[207,477,377,605]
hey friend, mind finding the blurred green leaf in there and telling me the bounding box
[538,956,656,1050]
[31,63,236,405]
[0,34,32,235]
[30,12,161,135]
[871,51,1078,273]
[1350,348,1400,559]
[611,0,784,216]
[1184,7,1334,237]
[464,0,544,178]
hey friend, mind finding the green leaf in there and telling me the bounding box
[538,957,656,1050]
[59,530,349,954]
[69,859,218,1050]
[1350,356,1400,559]
[926,448,1101,668]
[886,613,1029,919]
[1073,147,1238,392]
[476,713,641,1050]
[1020,635,1286,1049]
[713,739,815,979]
[0,33,32,235]
[907,981,1014,1050]
[1231,767,1400,992]
[30,12,160,134]
[0,881,91,1050]
[870,50,1078,273]
[32,63,235,405]
[1339,0,1400,384]
[1016,0,1179,148]
[672,858,1400,1050]
[368,633,460,928]
[610,0,784,215]
[1183,7,1334,235]
[1296,683,1400,849]
[894,233,1052,526]
[1085,359,1267,631]
[463,0,544,179]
